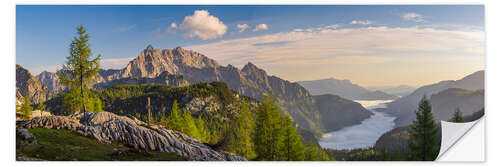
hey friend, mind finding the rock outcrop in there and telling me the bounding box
[16,64,51,104]
[20,112,246,161]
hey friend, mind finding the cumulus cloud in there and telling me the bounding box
[179,10,227,40]
[350,20,373,25]
[253,24,268,32]
[402,13,425,22]
[236,24,249,32]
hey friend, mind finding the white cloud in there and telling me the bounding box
[179,10,227,40]
[253,24,268,32]
[350,20,373,25]
[170,22,177,29]
[236,24,249,32]
[325,24,341,29]
[402,13,425,22]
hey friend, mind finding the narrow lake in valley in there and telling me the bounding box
[319,100,396,150]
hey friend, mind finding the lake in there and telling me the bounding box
[319,100,396,150]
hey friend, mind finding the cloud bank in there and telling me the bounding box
[186,25,484,84]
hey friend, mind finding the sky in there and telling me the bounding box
[16,5,485,87]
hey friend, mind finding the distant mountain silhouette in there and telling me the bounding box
[297,78,397,100]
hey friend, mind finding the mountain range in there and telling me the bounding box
[385,70,484,126]
[28,45,372,136]
[366,85,417,97]
[297,78,398,100]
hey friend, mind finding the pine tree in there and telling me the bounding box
[57,25,101,113]
[281,114,305,161]
[254,95,284,160]
[229,102,256,159]
[408,96,439,161]
[450,108,464,123]
[20,95,33,120]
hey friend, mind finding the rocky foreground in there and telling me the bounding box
[18,112,246,161]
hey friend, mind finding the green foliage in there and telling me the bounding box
[61,89,103,114]
[408,96,439,161]
[57,25,101,113]
[20,95,33,119]
[167,101,182,131]
[195,116,210,143]
[304,141,330,161]
[36,102,47,112]
[450,108,464,123]
[181,110,201,139]
[228,102,256,159]
[281,115,305,161]
[16,128,184,161]
[254,95,285,160]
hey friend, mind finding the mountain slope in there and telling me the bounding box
[16,64,51,105]
[385,70,484,126]
[366,85,417,97]
[313,94,373,132]
[297,78,397,100]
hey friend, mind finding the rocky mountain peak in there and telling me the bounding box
[16,64,51,104]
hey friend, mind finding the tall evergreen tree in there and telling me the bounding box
[195,116,209,143]
[254,95,284,160]
[20,94,33,120]
[450,108,464,123]
[408,96,439,161]
[304,141,330,161]
[167,101,182,131]
[181,110,201,139]
[229,102,256,159]
[281,114,305,161]
[58,25,101,113]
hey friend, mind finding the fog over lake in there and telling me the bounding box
[319,100,396,150]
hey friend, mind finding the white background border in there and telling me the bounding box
[1,0,496,167]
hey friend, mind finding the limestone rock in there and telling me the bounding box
[16,128,35,140]
[16,64,51,104]
[21,112,246,161]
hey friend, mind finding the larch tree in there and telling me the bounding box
[281,114,305,161]
[230,102,256,159]
[57,25,101,113]
[408,96,439,161]
[254,95,284,160]
[20,94,33,120]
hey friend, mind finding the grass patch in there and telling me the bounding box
[16,128,185,161]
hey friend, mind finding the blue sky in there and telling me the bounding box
[16,5,484,86]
